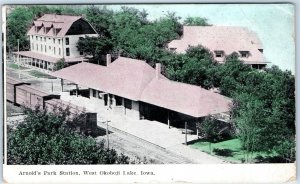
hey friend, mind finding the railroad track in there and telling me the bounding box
[97,119,195,164]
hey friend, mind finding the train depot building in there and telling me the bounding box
[53,55,231,133]
[12,14,98,72]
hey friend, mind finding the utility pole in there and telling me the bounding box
[167,111,170,129]
[106,120,110,149]
[61,79,64,92]
[17,39,20,79]
[185,121,187,145]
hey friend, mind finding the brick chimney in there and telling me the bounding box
[155,63,161,79]
[106,54,111,66]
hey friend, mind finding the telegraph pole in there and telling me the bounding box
[185,121,187,145]
[17,39,20,79]
[167,111,170,129]
[106,120,110,149]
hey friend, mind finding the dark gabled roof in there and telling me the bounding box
[27,14,96,37]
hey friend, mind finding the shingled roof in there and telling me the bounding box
[27,14,91,37]
[168,26,266,65]
[53,57,231,117]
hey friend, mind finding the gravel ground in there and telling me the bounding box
[6,102,24,117]
[95,129,195,164]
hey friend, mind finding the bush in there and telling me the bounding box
[7,105,130,165]
[54,58,68,71]
[197,116,234,142]
[213,148,233,157]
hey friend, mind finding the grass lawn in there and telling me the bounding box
[28,70,56,79]
[8,63,28,70]
[190,138,277,163]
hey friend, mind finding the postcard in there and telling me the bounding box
[2,3,296,183]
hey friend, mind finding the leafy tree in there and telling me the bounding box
[197,116,234,142]
[163,46,215,89]
[86,6,114,38]
[183,16,211,26]
[218,53,252,96]
[7,105,129,164]
[77,36,112,65]
[6,7,34,52]
[53,58,68,71]
[232,94,266,162]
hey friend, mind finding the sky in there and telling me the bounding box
[106,4,295,73]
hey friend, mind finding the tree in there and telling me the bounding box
[232,94,266,163]
[77,36,112,65]
[53,58,68,71]
[7,105,129,164]
[86,6,114,38]
[7,7,34,52]
[163,45,215,89]
[183,16,211,26]
[197,116,234,142]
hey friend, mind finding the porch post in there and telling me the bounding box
[106,120,110,149]
[185,121,187,145]
[61,79,64,92]
[76,84,79,97]
[196,118,199,139]
[168,111,170,129]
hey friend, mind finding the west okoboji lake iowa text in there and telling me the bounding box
[18,170,155,176]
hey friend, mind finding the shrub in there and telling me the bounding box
[7,105,130,165]
[197,116,234,142]
[213,148,233,157]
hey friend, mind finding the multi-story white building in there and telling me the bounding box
[13,14,98,72]
[167,26,268,69]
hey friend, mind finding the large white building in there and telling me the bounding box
[13,14,98,72]
[167,26,268,69]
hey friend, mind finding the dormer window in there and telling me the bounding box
[239,51,250,58]
[214,50,224,58]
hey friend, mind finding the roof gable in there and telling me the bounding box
[27,14,96,37]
